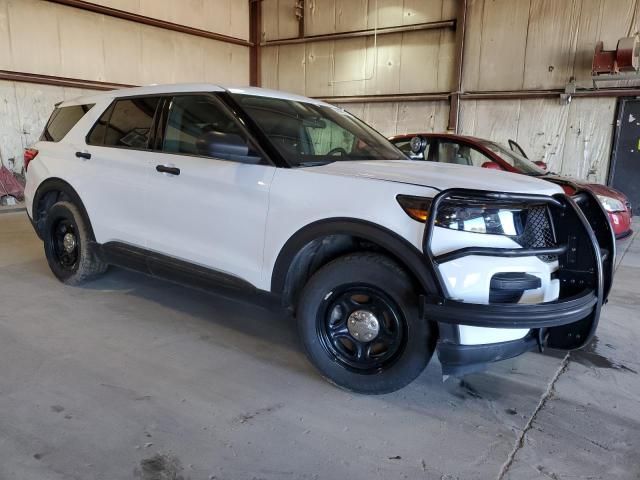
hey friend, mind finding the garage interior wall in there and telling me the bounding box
[261,0,640,184]
[0,0,250,172]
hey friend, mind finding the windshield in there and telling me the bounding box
[231,94,407,167]
[478,140,546,175]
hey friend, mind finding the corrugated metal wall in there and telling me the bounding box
[261,0,639,184]
[0,0,250,171]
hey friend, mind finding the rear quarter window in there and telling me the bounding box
[41,104,94,142]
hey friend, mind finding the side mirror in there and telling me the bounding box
[481,161,504,170]
[534,160,548,170]
[409,136,427,154]
[196,131,261,164]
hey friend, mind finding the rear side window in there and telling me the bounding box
[87,97,160,149]
[41,104,94,142]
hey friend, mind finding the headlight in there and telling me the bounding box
[435,203,525,236]
[396,195,527,236]
[596,194,625,212]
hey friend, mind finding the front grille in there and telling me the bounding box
[514,206,557,262]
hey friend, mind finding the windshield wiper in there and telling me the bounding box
[296,161,335,167]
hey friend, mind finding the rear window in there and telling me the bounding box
[87,97,160,149]
[41,104,94,142]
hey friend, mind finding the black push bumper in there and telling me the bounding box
[420,189,615,375]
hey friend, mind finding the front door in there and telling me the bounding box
[610,98,640,212]
[144,94,275,287]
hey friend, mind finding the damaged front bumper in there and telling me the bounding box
[421,189,615,376]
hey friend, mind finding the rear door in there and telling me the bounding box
[143,93,275,286]
[82,96,161,247]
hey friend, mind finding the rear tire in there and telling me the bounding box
[297,253,435,394]
[43,201,107,285]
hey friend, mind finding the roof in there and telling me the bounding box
[60,83,332,108]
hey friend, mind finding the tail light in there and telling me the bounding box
[24,148,39,171]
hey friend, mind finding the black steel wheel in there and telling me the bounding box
[50,218,79,271]
[43,201,107,285]
[317,285,406,373]
[297,253,435,394]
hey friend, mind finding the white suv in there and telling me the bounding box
[24,84,614,393]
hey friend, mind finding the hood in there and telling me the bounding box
[543,174,628,202]
[311,160,563,195]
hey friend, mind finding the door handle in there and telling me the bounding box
[75,151,91,160]
[156,165,180,176]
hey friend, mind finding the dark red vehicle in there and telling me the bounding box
[389,133,633,239]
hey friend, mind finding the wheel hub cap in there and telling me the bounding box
[63,232,76,253]
[347,310,380,342]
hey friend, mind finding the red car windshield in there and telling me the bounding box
[479,141,547,176]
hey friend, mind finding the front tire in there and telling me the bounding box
[43,201,107,285]
[297,253,435,394]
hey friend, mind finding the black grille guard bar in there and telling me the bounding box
[421,188,615,350]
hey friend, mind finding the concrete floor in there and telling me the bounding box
[0,211,638,480]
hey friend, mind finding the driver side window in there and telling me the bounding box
[162,95,259,163]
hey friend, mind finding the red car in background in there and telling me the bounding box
[389,133,633,239]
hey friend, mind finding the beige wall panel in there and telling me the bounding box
[364,34,401,95]
[90,0,140,12]
[399,30,441,93]
[461,0,483,91]
[0,1,11,68]
[441,0,457,19]
[123,0,250,40]
[331,38,367,96]
[230,44,250,85]
[396,101,449,134]
[102,16,142,85]
[0,80,87,171]
[0,81,23,169]
[277,0,299,39]
[6,0,62,75]
[514,99,569,174]
[140,24,176,84]
[572,0,603,88]
[13,83,67,147]
[362,103,399,136]
[59,8,106,81]
[335,0,368,32]
[477,0,530,91]
[262,0,279,40]
[598,0,636,50]
[523,0,580,90]
[305,0,336,36]
[403,0,444,24]
[277,43,306,94]
[437,28,455,92]
[306,41,335,97]
[460,99,519,143]
[229,0,250,40]
[260,46,279,89]
[170,0,205,31]
[338,100,449,137]
[342,102,365,119]
[172,34,205,84]
[139,0,171,23]
[367,0,404,28]
[459,99,477,135]
[204,42,233,84]
[560,98,615,183]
